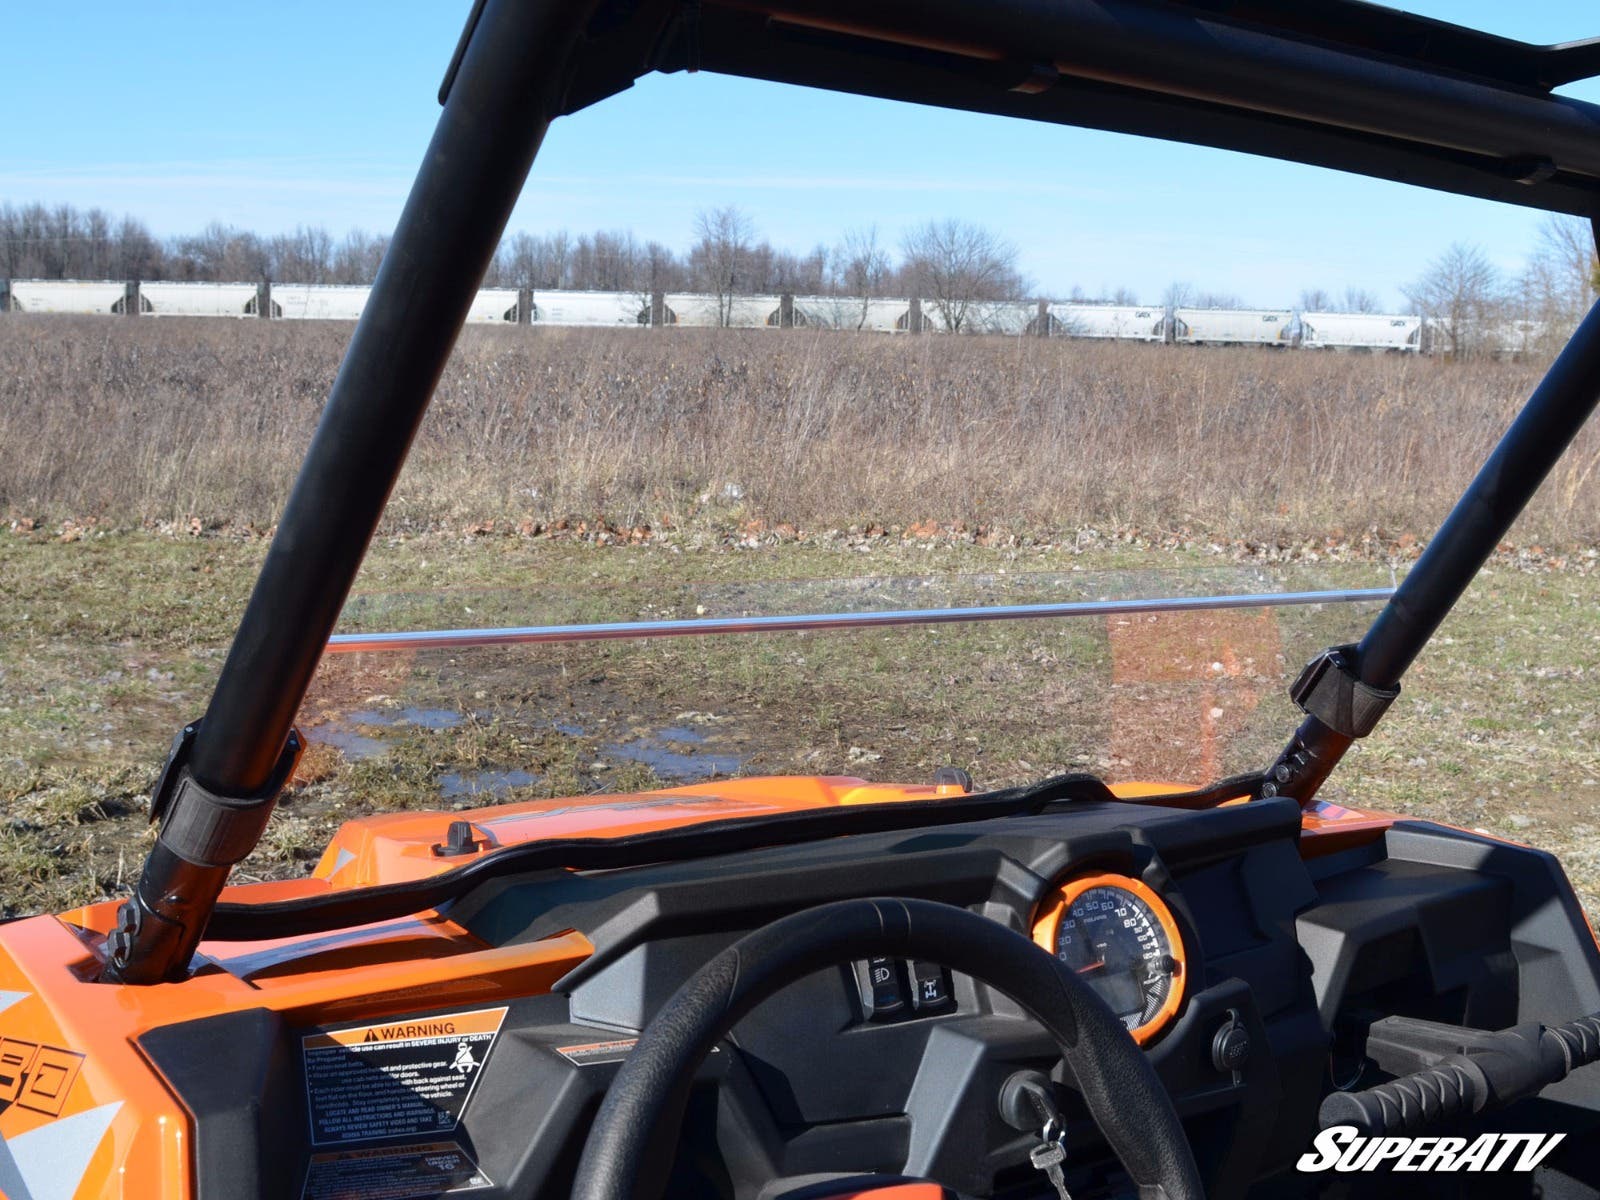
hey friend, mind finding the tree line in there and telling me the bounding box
[3,198,1595,348]
[0,204,389,289]
[1398,227,1600,359]
[0,202,1025,330]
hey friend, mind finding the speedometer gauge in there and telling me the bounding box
[1031,873,1186,1044]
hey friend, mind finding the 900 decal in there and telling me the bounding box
[0,1037,85,1116]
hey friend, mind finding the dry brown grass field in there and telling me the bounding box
[3,315,1593,546]
[3,316,1600,925]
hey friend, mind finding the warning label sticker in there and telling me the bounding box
[554,1037,639,1066]
[302,1007,507,1146]
[300,1141,492,1200]
[554,1038,721,1067]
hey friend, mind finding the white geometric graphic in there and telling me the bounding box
[0,1102,121,1200]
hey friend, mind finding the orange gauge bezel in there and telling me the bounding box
[1031,872,1187,1045]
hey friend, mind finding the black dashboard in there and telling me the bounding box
[139,795,1600,1198]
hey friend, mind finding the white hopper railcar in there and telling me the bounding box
[664,292,782,329]
[463,287,520,324]
[7,280,129,314]
[789,295,852,329]
[1299,311,1420,351]
[531,289,645,326]
[959,300,1037,335]
[1419,315,1548,358]
[140,282,260,319]
[1048,303,1166,341]
[789,296,919,332]
[1172,307,1293,345]
[270,284,372,321]
[1492,317,1549,358]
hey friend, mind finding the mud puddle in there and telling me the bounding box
[306,702,749,798]
[305,706,464,761]
[600,724,745,782]
[440,767,542,798]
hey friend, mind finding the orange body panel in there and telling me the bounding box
[305,775,969,888]
[0,914,590,1198]
[0,772,1391,1196]
[1294,797,1397,856]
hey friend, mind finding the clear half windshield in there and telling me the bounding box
[298,563,1393,811]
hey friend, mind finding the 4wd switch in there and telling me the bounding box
[909,960,954,1012]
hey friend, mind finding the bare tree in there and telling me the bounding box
[900,218,1025,333]
[642,240,680,292]
[541,230,572,289]
[1403,242,1504,358]
[1536,215,1597,306]
[267,226,335,284]
[690,206,756,326]
[1516,215,1597,353]
[488,232,532,287]
[0,201,165,280]
[331,230,388,284]
[1299,287,1332,311]
[113,215,164,281]
[1341,286,1380,313]
[168,223,267,282]
[762,243,826,296]
[1162,280,1195,308]
[795,244,830,295]
[489,230,584,289]
[837,226,890,330]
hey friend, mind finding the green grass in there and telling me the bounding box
[2,528,1595,922]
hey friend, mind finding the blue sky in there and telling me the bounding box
[4,2,1597,308]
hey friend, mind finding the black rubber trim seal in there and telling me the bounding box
[204,773,1118,941]
[1125,770,1270,809]
[570,898,1203,1200]
[201,768,1264,943]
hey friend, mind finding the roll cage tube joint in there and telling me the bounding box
[100,0,607,985]
[1265,293,1600,804]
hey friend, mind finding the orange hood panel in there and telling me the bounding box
[305,774,973,889]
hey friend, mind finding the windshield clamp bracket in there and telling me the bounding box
[1289,644,1398,739]
[148,721,201,825]
[149,724,304,866]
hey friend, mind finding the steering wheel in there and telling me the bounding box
[571,897,1203,1200]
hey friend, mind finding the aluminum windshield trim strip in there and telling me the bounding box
[325,586,1395,654]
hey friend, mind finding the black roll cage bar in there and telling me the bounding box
[103,0,1600,983]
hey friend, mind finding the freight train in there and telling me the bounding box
[0,278,1480,353]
